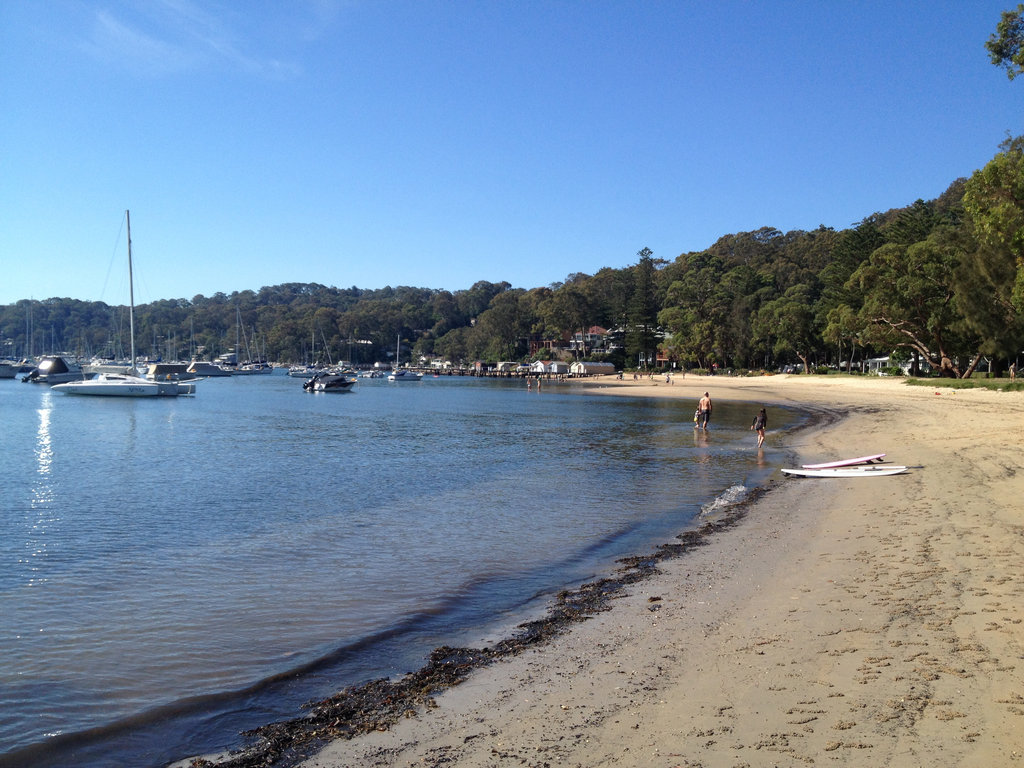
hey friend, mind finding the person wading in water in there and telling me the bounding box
[695,392,712,430]
[751,407,767,448]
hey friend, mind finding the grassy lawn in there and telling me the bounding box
[906,377,1024,392]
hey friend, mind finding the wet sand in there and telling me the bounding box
[298,374,1024,767]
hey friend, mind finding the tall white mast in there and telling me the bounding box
[127,210,137,374]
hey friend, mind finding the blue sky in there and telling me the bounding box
[1,1,1020,306]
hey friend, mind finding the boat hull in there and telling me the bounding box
[52,373,195,397]
[53,378,160,396]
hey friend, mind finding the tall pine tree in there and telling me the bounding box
[625,248,659,368]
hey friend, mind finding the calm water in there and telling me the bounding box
[0,373,801,767]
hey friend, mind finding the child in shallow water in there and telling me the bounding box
[751,407,767,448]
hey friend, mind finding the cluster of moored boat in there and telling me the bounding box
[7,353,428,397]
[7,355,203,397]
[299,365,424,392]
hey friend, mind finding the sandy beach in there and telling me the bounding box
[297,374,1024,768]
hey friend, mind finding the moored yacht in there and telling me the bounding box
[387,335,422,381]
[186,360,232,377]
[53,372,193,397]
[236,360,273,374]
[49,211,197,398]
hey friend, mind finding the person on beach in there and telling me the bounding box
[695,392,712,430]
[751,407,767,448]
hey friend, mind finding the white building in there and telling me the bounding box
[569,361,617,377]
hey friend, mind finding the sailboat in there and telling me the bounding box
[228,308,273,374]
[387,334,422,381]
[53,211,197,397]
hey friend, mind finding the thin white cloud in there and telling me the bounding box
[83,0,309,79]
[86,8,199,74]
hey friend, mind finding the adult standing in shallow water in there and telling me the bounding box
[751,407,767,448]
[696,391,712,430]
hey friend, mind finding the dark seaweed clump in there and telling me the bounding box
[188,491,763,768]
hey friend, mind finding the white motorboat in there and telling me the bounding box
[288,365,325,378]
[302,372,356,392]
[387,369,422,382]
[22,355,85,384]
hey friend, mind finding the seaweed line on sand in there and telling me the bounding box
[186,404,842,768]
[185,489,764,768]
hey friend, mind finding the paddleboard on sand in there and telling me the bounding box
[802,453,885,469]
[782,466,907,478]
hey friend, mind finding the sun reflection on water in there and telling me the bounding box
[25,393,56,587]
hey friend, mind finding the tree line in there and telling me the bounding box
[2,135,1023,378]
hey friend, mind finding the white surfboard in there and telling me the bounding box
[782,466,907,478]
[802,453,885,469]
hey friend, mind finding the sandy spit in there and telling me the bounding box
[301,375,1024,767]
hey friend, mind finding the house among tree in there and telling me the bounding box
[529,332,570,356]
[864,356,932,376]
[569,326,610,353]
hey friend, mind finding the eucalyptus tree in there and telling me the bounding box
[987,3,1024,79]
[428,290,464,337]
[719,263,774,368]
[456,280,510,321]
[818,216,885,364]
[539,280,590,357]
[820,305,862,372]
[960,135,1024,362]
[658,250,730,370]
[470,288,531,361]
[752,284,820,374]
[579,266,633,348]
[433,325,471,365]
[849,227,981,377]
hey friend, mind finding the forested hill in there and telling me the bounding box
[4,138,1024,377]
